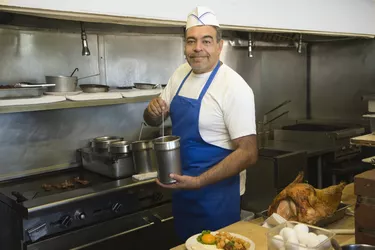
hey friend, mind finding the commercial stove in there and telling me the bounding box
[0,167,174,250]
[274,122,365,162]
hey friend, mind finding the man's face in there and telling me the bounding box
[184,26,223,74]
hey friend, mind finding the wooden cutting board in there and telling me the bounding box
[170,221,268,250]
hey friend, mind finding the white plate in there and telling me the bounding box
[185,231,255,250]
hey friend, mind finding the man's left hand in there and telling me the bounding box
[156,174,201,189]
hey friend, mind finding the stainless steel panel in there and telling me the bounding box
[311,40,375,122]
[0,102,157,176]
[0,28,100,85]
[221,41,263,122]
[221,41,307,123]
[104,34,184,87]
[260,50,307,121]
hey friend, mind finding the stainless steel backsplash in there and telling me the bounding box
[0,23,308,177]
[311,39,375,122]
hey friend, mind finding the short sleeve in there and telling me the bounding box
[160,77,173,107]
[223,81,257,139]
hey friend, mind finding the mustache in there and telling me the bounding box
[188,54,208,58]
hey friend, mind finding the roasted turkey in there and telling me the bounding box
[267,172,346,225]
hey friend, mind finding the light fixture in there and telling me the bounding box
[81,22,90,56]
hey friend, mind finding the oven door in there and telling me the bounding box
[81,203,182,250]
[26,203,180,250]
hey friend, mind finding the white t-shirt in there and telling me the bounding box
[160,62,256,195]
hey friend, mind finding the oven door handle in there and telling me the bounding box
[141,216,155,226]
[152,212,174,223]
[27,214,156,250]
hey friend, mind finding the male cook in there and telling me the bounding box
[143,6,258,241]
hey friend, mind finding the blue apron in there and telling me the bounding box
[169,61,240,241]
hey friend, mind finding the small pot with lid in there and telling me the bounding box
[152,135,182,184]
[92,136,123,152]
[109,140,131,154]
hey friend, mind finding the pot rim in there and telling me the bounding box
[45,75,78,79]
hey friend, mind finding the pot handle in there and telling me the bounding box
[153,83,162,89]
[15,83,55,88]
[77,73,100,81]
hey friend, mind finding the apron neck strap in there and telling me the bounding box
[175,61,222,98]
[198,61,221,101]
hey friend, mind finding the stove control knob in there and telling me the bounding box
[60,215,73,228]
[78,213,86,220]
[74,211,86,220]
[112,203,123,213]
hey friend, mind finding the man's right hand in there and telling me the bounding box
[147,97,169,119]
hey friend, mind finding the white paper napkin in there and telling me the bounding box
[0,95,66,106]
[132,171,158,181]
[121,89,162,98]
[262,213,287,228]
[66,92,122,101]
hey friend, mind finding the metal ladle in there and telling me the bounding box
[70,67,79,77]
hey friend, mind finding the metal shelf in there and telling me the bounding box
[0,95,156,114]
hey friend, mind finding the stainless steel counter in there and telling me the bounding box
[262,140,335,157]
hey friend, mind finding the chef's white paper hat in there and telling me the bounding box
[186,6,220,30]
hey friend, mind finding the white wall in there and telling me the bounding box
[1,0,375,36]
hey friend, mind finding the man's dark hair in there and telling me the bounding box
[215,26,222,42]
[184,26,222,42]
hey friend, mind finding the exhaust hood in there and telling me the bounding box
[224,30,369,56]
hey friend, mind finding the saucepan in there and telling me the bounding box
[16,67,100,92]
[45,73,100,92]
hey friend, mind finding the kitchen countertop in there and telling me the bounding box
[171,215,355,250]
[262,140,335,157]
[171,183,356,250]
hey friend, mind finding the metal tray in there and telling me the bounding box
[0,87,45,99]
[258,202,351,227]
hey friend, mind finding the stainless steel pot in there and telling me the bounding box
[109,140,131,154]
[152,135,181,184]
[45,73,100,92]
[131,140,156,174]
[92,136,123,152]
[45,76,77,92]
